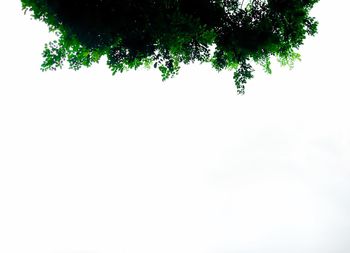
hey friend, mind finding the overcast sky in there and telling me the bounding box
[1,1,350,253]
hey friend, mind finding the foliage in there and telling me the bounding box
[21,0,319,94]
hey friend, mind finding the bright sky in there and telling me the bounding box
[1,1,350,253]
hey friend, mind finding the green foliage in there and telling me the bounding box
[233,61,254,95]
[21,0,320,94]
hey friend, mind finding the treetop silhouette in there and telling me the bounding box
[21,0,319,94]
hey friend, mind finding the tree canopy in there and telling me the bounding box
[21,0,319,94]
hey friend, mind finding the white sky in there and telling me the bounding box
[1,1,350,253]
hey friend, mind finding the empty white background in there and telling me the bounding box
[1,1,350,253]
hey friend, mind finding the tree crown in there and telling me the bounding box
[21,0,319,94]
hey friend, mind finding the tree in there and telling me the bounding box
[21,0,319,94]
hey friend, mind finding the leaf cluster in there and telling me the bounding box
[21,0,319,94]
